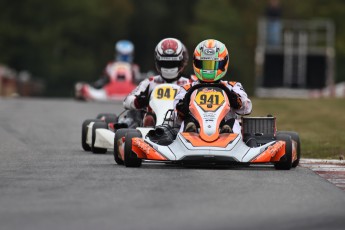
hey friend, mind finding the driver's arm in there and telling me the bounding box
[231,82,252,115]
[173,87,187,108]
[173,84,190,121]
[123,79,150,110]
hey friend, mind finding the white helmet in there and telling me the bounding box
[154,38,189,81]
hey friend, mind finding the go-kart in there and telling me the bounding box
[75,62,137,101]
[81,83,181,156]
[116,83,301,169]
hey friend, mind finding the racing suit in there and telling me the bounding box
[122,75,194,126]
[173,80,252,134]
[93,61,140,89]
[124,75,192,109]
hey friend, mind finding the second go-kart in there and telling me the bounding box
[81,83,181,155]
[75,62,137,101]
[116,83,301,169]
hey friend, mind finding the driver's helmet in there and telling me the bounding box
[193,39,229,82]
[154,38,189,82]
[115,40,134,63]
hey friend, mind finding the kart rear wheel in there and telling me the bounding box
[124,130,142,167]
[114,128,132,165]
[82,119,100,151]
[274,134,293,170]
[91,121,108,154]
[277,131,301,168]
[96,113,118,124]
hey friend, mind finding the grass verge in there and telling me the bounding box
[249,98,345,159]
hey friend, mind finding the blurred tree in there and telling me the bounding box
[0,0,134,96]
[0,0,344,96]
[186,0,256,93]
[128,0,197,72]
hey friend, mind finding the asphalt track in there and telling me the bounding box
[0,98,344,230]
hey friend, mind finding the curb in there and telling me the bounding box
[300,158,345,164]
[300,158,345,191]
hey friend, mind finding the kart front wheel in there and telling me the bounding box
[114,128,132,165]
[277,131,301,168]
[82,119,100,151]
[91,121,108,154]
[274,134,293,170]
[124,130,142,167]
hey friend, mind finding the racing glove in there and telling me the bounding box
[134,86,149,109]
[176,99,189,119]
[229,91,242,110]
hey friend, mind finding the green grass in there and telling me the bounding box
[249,98,345,159]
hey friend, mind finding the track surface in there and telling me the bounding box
[0,98,344,230]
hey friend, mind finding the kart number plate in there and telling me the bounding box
[153,86,178,100]
[195,88,225,111]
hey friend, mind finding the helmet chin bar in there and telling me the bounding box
[161,67,179,80]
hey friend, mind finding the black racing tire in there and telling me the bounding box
[82,119,101,151]
[91,121,108,154]
[114,128,132,165]
[124,130,143,167]
[277,131,301,168]
[96,113,118,124]
[274,134,293,170]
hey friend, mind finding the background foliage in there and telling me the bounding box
[0,0,344,96]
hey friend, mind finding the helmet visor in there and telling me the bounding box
[202,60,217,70]
[117,54,132,62]
[194,57,228,71]
[157,60,183,69]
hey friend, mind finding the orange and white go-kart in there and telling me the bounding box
[115,83,301,169]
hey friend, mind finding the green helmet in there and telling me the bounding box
[193,39,229,82]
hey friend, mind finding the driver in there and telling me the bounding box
[123,38,193,127]
[93,40,140,89]
[174,39,252,134]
